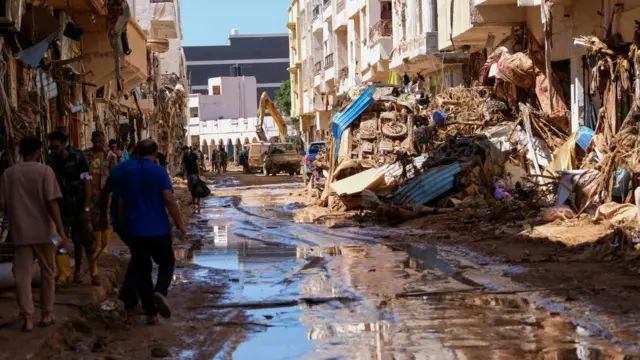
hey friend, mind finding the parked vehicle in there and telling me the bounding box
[304,141,326,182]
[263,143,303,176]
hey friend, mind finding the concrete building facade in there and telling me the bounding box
[184,32,290,102]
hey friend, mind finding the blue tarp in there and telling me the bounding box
[394,162,462,205]
[331,87,376,158]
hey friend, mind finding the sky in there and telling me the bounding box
[181,0,291,47]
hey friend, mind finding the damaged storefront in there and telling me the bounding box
[0,0,186,266]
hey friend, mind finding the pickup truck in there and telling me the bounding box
[263,143,303,176]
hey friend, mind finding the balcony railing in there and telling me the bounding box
[339,66,348,80]
[323,0,331,9]
[337,0,346,12]
[312,5,320,20]
[324,53,334,69]
[314,61,323,74]
[369,19,393,45]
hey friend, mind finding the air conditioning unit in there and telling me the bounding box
[0,0,24,32]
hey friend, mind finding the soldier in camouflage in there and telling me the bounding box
[47,131,100,286]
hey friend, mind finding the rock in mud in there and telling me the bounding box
[71,317,92,334]
[151,345,171,358]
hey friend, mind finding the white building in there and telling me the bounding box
[186,76,281,161]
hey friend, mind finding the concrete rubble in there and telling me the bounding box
[311,22,640,257]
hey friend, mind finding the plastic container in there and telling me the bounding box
[52,233,67,254]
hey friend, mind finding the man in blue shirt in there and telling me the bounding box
[112,139,187,324]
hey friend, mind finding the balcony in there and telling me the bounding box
[324,54,335,82]
[333,0,348,31]
[324,54,334,69]
[312,5,323,33]
[314,61,323,75]
[368,19,392,45]
[437,0,526,51]
[75,13,148,92]
[149,1,179,39]
[323,0,331,9]
[346,0,364,19]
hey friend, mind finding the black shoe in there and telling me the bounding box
[152,293,171,319]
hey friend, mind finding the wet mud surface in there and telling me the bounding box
[175,178,640,359]
[30,172,640,359]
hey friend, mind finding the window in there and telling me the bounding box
[211,85,221,95]
[309,143,326,153]
[189,107,198,118]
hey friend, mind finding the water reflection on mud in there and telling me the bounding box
[179,188,640,359]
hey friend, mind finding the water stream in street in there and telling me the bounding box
[177,184,640,359]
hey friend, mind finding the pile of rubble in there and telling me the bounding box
[312,22,640,232]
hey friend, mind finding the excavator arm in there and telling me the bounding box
[257,91,287,143]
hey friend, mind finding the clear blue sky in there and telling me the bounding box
[181,0,291,46]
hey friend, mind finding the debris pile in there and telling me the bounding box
[313,21,640,232]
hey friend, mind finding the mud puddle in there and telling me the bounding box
[182,186,640,359]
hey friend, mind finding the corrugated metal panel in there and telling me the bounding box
[376,156,427,182]
[393,162,462,205]
[331,86,376,157]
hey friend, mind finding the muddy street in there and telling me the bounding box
[163,173,639,359]
[17,172,638,360]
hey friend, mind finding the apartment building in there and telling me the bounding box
[288,0,395,142]
[184,32,290,103]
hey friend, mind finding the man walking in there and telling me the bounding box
[210,147,219,174]
[183,146,200,207]
[48,131,100,286]
[0,137,70,331]
[112,139,187,324]
[85,131,117,255]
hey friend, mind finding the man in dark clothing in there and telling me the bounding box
[211,148,219,174]
[156,151,167,170]
[47,131,100,286]
[182,146,200,206]
[112,140,187,324]
[220,148,228,173]
[240,147,250,174]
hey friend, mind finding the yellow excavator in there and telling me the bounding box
[255,91,304,176]
[257,91,286,143]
